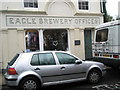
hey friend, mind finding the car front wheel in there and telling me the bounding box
[19,77,40,90]
[87,69,102,84]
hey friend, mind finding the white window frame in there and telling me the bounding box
[78,0,89,10]
[25,29,70,52]
[39,29,44,51]
[25,29,40,52]
[42,29,69,51]
[24,0,38,8]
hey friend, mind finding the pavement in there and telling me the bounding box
[0,73,5,90]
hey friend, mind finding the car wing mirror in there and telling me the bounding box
[75,60,82,64]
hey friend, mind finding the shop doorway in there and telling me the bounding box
[84,30,92,60]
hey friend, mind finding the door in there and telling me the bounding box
[30,53,62,83]
[84,30,92,60]
[55,52,86,80]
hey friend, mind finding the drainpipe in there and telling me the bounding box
[100,0,103,13]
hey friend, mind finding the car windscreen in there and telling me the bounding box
[8,54,19,66]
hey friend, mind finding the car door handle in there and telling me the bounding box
[34,68,40,71]
[61,67,65,70]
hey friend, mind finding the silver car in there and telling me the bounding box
[4,51,106,90]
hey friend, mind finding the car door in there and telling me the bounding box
[30,52,62,83]
[55,52,86,80]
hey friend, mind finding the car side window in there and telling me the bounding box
[31,53,56,66]
[56,53,77,64]
[31,54,39,65]
[38,53,56,65]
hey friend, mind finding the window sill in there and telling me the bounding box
[24,8,39,11]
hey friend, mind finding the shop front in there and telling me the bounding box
[25,29,68,52]
[0,14,103,68]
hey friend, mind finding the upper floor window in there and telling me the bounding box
[78,0,89,10]
[24,0,38,8]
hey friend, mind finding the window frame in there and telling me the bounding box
[56,52,78,64]
[78,0,89,10]
[43,29,68,51]
[24,0,38,8]
[31,54,40,66]
[30,53,56,66]
[38,53,56,65]
[25,30,40,52]
[96,28,109,42]
[8,54,20,66]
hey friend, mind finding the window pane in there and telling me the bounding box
[78,2,82,9]
[56,53,77,64]
[25,30,39,52]
[24,0,38,8]
[24,2,29,7]
[29,2,34,7]
[31,54,39,65]
[39,53,56,65]
[85,2,88,5]
[78,1,89,10]
[9,54,19,66]
[86,5,88,10]
[96,29,108,42]
[82,2,85,6]
[34,0,38,8]
[43,29,68,51]
[34,2,38,8]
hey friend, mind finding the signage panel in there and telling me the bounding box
[6,15,100,28]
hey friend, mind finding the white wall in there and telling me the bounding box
[89,0,101,13]
[118,1,120,18]
[47,0,74,16]
[1,29,25,68]
[0,0,103,69]
[1,0,101,14]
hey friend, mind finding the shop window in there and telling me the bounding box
[43,29,68,51]
[25,30,39,52]
[78,0,89,10]
[24,0,38,8]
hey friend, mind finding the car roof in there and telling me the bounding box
[21,51,69,55]
[96,20,120,29]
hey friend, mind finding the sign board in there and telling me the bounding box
[5,15,100,28]
[75,40,81,45]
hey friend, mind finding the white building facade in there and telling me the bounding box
[0,0,103,69]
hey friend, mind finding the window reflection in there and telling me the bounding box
[96,29,108,42]
[43,29,68,51]
[25,30,39,52]
[56,53,77,64]
[24,0,38,8]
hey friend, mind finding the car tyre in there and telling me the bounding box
[19,77,40,90]
[87,69,102,84]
